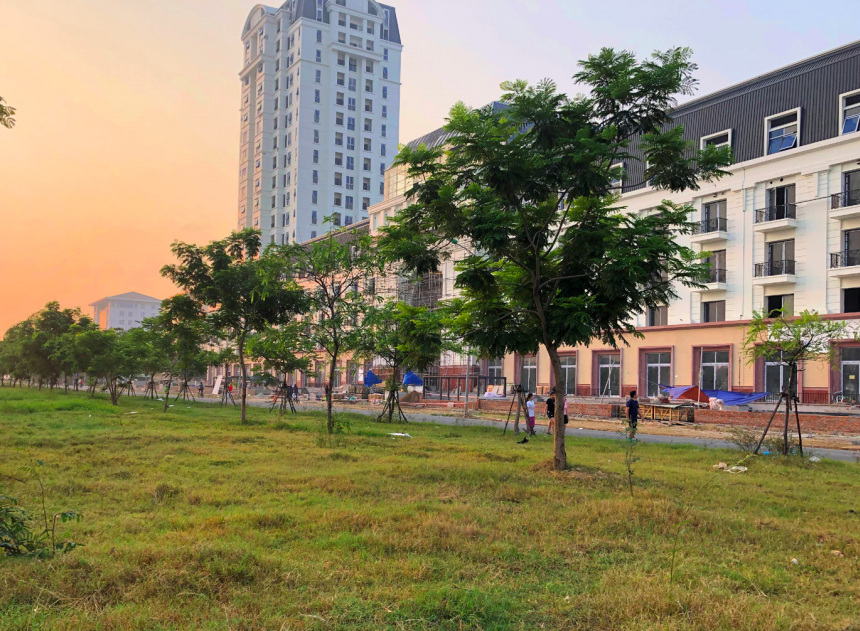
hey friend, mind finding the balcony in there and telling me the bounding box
[829,190,860,220]
[690,217,728,244]
[753,204,797,233]
[829,249,860,278]
[696,267,727,292]
[753,260,796,285]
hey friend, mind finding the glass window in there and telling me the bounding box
[597,354,620,397]
[766,294,794,318]
[766,112,798,155]
[700,350,729,390]
[647,306,668,326]
[703,300,726,323]
[519,357,536,393]
[560,356,576,395]
[645,352,671,398]
[842,94,860,135]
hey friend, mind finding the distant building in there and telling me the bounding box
[89,292,162,331]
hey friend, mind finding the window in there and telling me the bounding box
[348,97,356,111]
[647,305,668,326]
[346,156,354,170]
[700,199,727,233]
[520,357,537,392]
[706,249,726,283]
[767,239,795,276]
[597,354,620,397]
[336,92,344,106]
[315,69,321,83]
[333,213,342,227]
[367,22,374,34]
[363,138,372,151]
[382,86,388,99]
[336,113,344,126]
[345,196,353,210]
[645,352,671,398]
[765,110,799,155]
[314,109,320,123]
[383,66,388,79]
[383,48,389,61]
[315,89,321,103]
[381,144,387,157]
[365,79,373,92]
[766,294,794,318]
[347,136,355,150]
[700,350,729,390]
[841,91,860,135]
[759,184,796,223]
[702,300,726,323]
[363,158,371,171]
[347,117,356,131]
[312,190,318,204]
[382,105,388,119]
[700,129,732,149]
[337,52,346,66]
[335,152,343,166]
[334,193,342,206]
[311,231,317,239]
[362,197,369,210]
[364,99,373,113]
[379,163,386,176]
[349,58,357,72]
[313,149,319,164]
[335,132,344,146]
[346,176,354,190]
[337,72,345,86]
[558,356,576,395]
[381,124,387,138]
[365,60,373,73]
[362,177,370,191]
[312,211,318,224]
[313,129,320,143]
[345,215,354,226]
[379,181,384,195]
[334,172,343,186]
[845,288,860,313]
[316,28,322,43]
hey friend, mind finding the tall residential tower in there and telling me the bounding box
[238,0,402,244]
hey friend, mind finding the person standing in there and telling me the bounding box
[198,381,204,398]
[292,383,299,400]
[525,393,536,435]
[545,390,556,435]
[625,390,640,439]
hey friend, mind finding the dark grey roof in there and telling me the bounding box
[379,4,401,45]
[406,101,507,149]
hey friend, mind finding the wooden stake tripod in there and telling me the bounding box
[143,379,158,400]
[269,380,298,414]
[503,385,529,435]
[754,362,804,457]
[220,379,237,407]
[377,388,408,423]
[174,381,196,402]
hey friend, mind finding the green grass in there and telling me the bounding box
[1,387,858,630]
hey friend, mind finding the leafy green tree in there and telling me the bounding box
[145,295,209,412]
[74,329,136,405]
[263,226,375,433]
[49,315,98,393]
[743,310,852,455]
[161,230,306,422]
[380,48,732,470]
[354,298,446,423]
[247,323,311,413]
[0,96,15,129]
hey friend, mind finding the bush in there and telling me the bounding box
[0,494,81,557]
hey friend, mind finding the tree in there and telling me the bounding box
[379,48,732,470]
[50,315,98,393]
[145,295,208,412]
[74,329,135,405]
[0,96,15,129]
[31,303,85,390]
[246,323,311,414]
[0,319,35,387]
[354,298,446,423]
[263,225,375,433]
[743,310,851,456]
[162,230,307,423]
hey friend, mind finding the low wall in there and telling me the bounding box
[694,409,859,434]
[476,398,620,418]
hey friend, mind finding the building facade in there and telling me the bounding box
[238,0,402,246]
[89,292,162,331]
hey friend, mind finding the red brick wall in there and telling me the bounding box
[694,409,860,434]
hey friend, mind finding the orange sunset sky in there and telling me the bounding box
[1,0,854,334]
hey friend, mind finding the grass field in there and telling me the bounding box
[1,388,858,630]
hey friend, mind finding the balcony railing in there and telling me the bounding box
[831,189,860,210]
[754,204,797,224]
[706,268,727,283]
[692,216,728,235]
[830,249,860,269]
[754,260,796,277]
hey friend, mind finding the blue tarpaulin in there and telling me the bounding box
[403,371,423,386]
[659,385,767,406]
[363,370,383,387]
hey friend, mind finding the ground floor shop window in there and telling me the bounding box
[645,352,671,398]
[597,354,620,397]
[700,350,729,390]
[841,347,860,401]
[519,357,536,393]
[560,355,576,394]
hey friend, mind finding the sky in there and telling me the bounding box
[0,0,857,334]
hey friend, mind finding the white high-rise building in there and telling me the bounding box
[239,1,402,244]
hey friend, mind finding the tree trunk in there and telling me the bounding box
[163,374,173,412]
[514,389,521,435]
[783,368,793,455]
[546,344,567,471]
[238,335,248,424]
[326,357,337,434]
[389,363,399,424]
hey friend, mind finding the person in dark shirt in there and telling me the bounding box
[545,389,556,435]
[625,390,640,439]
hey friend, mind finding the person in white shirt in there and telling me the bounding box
[525,392,536,435]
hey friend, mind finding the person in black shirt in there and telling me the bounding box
[625,390,640,439]
[545,389,556,435]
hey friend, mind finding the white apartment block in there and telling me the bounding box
[89,292,162,331]
[238,0,402,245]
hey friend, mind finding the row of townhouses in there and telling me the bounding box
[233,3,860,403]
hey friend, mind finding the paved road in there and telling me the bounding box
[269,402,859,463]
